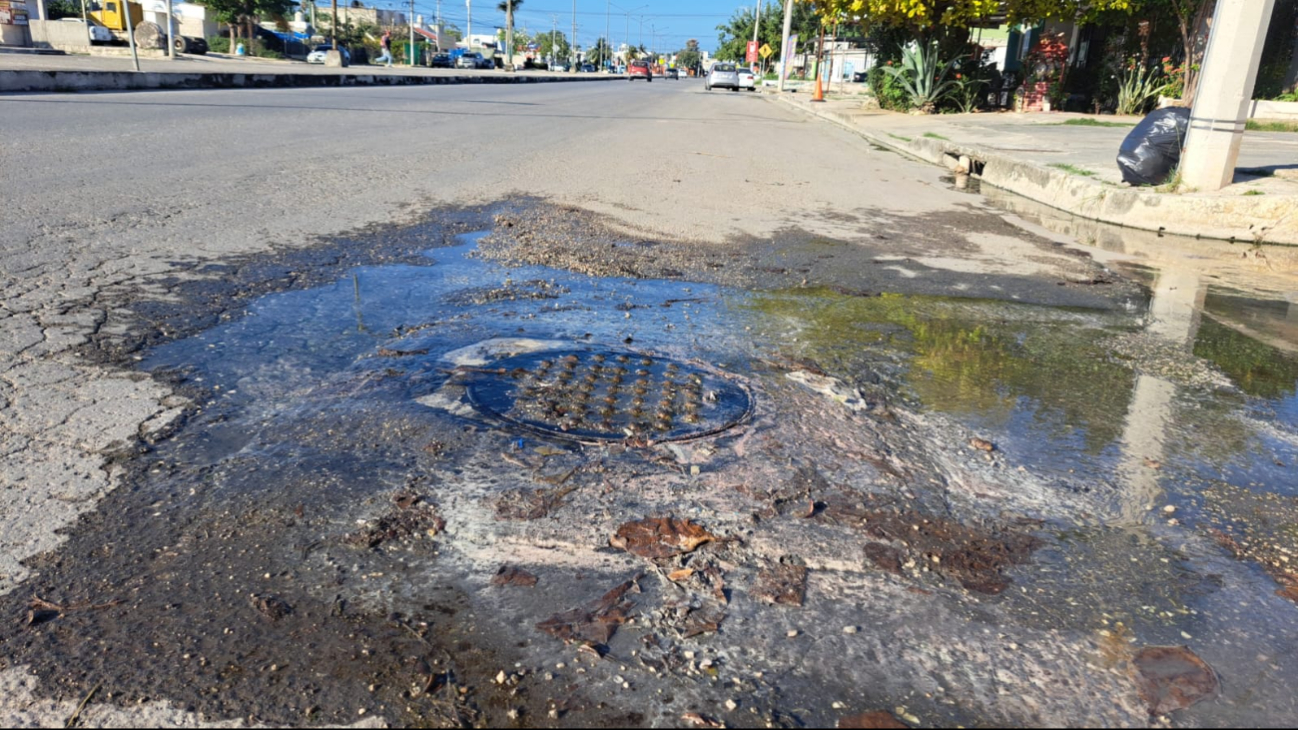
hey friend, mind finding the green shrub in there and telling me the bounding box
[867,64,912,112]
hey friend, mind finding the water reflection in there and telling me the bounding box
[1115,269,1204,523]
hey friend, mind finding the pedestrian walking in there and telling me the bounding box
[376,31,393,67]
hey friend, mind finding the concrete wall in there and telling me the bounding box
[1248,99,1298,120]
[0,24,30,46]
[28,19,92,52]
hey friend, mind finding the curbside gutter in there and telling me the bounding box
[774,95,1298,247]
[0,70,622,94]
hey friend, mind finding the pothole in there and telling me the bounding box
[461,349,752,442]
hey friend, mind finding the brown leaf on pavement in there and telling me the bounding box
[680,603,727,638]
[536,575,642,646]
[1131,645,1219,716]
[751,562,808,606]
[681,712,723,727]
[491,565,539,587]
[610,517,716,560]
[837,711,909,728]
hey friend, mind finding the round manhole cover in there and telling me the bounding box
[464,350,751,442]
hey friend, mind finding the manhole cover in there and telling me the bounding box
[464,350,751,442]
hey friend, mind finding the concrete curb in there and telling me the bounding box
[774,95,1298,247]
[0,69,622,93]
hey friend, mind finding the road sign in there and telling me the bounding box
[759,43,773,59]
[746,40,758,63]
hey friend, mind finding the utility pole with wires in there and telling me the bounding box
[551,14,558,67]
[409,0,415,66]
[777,0,793,92]
[571,0,576,69]
[467,0,472,49]
[506,0,515,70]
[435,0,442,49]
[751,0,761,73]
[604,0,610,69]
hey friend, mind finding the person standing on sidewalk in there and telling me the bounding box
[376,31,394,67]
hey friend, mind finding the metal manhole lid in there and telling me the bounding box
[464,350,751,442]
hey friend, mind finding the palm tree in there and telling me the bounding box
[498,0,523,68]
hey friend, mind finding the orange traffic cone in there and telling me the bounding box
[811,75,825,102]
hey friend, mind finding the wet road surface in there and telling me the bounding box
[2,80,1297,727]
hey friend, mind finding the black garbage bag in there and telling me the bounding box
[1116,107,1191,186]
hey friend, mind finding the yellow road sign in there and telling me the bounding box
[759,43,774,59]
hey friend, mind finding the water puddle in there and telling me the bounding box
[12,222,1298,727]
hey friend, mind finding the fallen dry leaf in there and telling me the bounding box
[610,517,717,560]
[681,712,723,727]
[536,575,642,646]
[667,568,695,582]
[838,711,909,729]
[491,565,539,587]
[1131,645,1219,716]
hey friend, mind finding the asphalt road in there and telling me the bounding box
[0,79,1203,727]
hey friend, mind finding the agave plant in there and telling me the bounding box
[1116,62,1169,116]
[881,42,958,114]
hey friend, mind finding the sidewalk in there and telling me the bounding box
[0,52,620,92]
[775,92,1298,246]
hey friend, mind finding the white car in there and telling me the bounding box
[306,44,351,64]
[61,18,113,43]
[737,67,757,91]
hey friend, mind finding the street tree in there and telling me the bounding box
[814,1,1140,31]
[536,30,571,61]
[499,0,523,66]
[715,1,818,61]
[675,38,702,71]
[191,0,296,48]
[587,37,613,66]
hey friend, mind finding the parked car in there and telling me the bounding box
[456,52,491,69]
[737,67,757,91]
[580,63,596,73]
[306,44,350,64]
[704,62,739,91]
[664,67,679,79]
[427,52,453,68]
[628,59,652,82]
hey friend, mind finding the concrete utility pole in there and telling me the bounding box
[604,0,610,68]
[1181,0,1277,191]
[467,0,472,48]
[166,0,174,59]
[506,0,514,70]
[409,0,416,66]
[332,0,339,50]
[436,0,442,49]
[752,0,761,72]
[125,0,140,72]
[571,0,576,69]
[777,0,793,91]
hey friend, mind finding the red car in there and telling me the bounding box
[628,59,652,82]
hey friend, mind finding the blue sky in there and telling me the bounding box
[390,0,755,54]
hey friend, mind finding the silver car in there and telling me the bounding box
[705,62,739,92]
